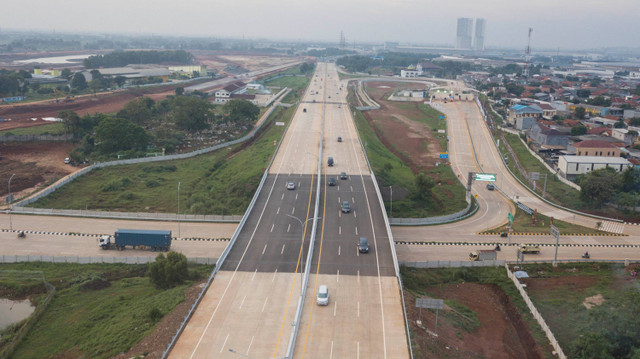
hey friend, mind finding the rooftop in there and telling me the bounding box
[561,155,630,164]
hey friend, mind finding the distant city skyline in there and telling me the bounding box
[1,0,639,50]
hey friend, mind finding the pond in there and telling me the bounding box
[0,298,35,331]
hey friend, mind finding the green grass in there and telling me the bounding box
[401,266,553,357]
[500,133,583,209]
[0,123,66,136]
[518,262,636,356]
[396,102,448,151]
[487,208,611,235]
[30,105,296,214]
[0,262,213,359]
[352,106,467,217]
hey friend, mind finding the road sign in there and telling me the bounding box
[550,225,559,239]
[275,122,285,126]
[530,172,540,180]
[439,152,449,159]
[508,212,514,223]
[474,173,496,182]
[416,298,444,309]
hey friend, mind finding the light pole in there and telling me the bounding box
[286,214,320,290]
[8,174,15,231]
[177,181,181,239]
[388,185,393,218]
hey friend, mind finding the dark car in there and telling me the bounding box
[486,183,495,191]
[341,201,350,213]
[328,177,336,186]
[340,172,347,180]
[358,237,369,253]
[337,136,342,142]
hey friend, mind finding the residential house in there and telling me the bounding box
[214,81,247,104]
[507,104,543,126]
[536,103,557,119]
[528,123,570,148]
[612,128,638,146]
[558,155,632,181]
[569,140,621,157]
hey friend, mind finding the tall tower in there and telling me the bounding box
[473,18,486,51]
[456,18,473,49]
[523,28,533,78]
[340,31,346,49]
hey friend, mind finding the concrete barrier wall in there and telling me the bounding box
[12,207,242,223]
[0,133,73,142]
[505,264,566,359]
[0,255,217,265]
[399,260,505,268]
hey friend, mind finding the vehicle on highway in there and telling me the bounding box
[341,201,351,213]
[328,157,334,166]
[328,177,336,186]
[469,250,497,261]
[328,95,331,98]
[317,285,329,306]
[17,231,26,238]
[340,172,347,180]
[303,108,307,113]
[358,237,370,253]
[520,244,541,254]
[337,136,342,142]
[99,229,171,251]
[486,183,495,190]
[286,182,296,190]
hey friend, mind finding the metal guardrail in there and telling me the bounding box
[161,92,297,359]
[0,255,217,265]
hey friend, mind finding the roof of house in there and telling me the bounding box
[512,104,543,114]
[560,155,631,165]
[419,62,442,70]
[537,103,555,110]
[223,81,247,93]
[573,140,619,148]
[535,124,569,136]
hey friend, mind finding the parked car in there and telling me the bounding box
[341,201,350,213]
[358,237,369,253]
[287,182,296,190]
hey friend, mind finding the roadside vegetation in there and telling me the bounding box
[402,266,552,358]
[30,105,296,214]
[352,105,466,218]
[0,258,213,359]
[263,62,313,103]
[519,262,640,359]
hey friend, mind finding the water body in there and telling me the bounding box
[15,54,95,65]
[0,298,35,331]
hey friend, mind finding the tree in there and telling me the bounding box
[60,68,72,80]
[414,172,435,201]
[571,332,615,359]
[59,110,81,138]
[89,79,102,96]
[175,87,184,96]
[71,72,87,90]
[30,82,40,92]
[577,89,591,98]
[300,62,314,74]
[119,97,154,125]
[614,120,627,129]
[574,107,586,119]
[587,96,611,107]
[571,125,587,136]
[114,75,127,88]
[505,83,524,97]
[170,96,212,131]
[95,117,149,153]
[578,168,622,207]
[147,251,189,289]
[223,99,260,125]
[629,118,640,126]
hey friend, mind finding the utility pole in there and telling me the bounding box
[177,181,181,240]
[8,174,15,231]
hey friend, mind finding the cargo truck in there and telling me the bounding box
[469,250,497,261]
[99,229,172,251]
[519,244,541,254]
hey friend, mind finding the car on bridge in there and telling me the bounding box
[358,237,370,253]
[286,182,296,190]
[340,172,347,180]
[341,201,351,213]
[328,177,336,186]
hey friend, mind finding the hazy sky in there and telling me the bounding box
[2,0,639,50]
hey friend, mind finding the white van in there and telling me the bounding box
[317,285,329,306]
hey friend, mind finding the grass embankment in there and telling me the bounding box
[0,262,213,359]
[264,75,310,104]
[500,132,582,208]
[0,123,66,136]
[401,266,552,358]
[396,102,448,149]
[483,208,612,235]
[352,106,467,218]
[518,262,639,357]
[30,105,297,214]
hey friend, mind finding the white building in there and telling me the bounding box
[456,18,473,49]
[558,155,632,181]
[400,70,420,78]
[473,18,486,51]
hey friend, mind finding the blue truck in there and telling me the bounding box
[99,229,172,251]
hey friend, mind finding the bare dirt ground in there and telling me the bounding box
[113,282,205,359]
[406,283,548,359]
[362,81,442,173]
[191,51,295,74]
[0,142,77,199]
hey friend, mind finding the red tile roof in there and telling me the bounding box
[573,140,618,148]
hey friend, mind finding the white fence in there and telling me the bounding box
[505,264,566,359]
[0,255,217,265]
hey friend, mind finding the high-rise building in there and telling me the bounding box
[456,18,473,49]
[474,18,486,51]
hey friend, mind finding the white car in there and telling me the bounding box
[317,285,329,306]
[286,182,296,190]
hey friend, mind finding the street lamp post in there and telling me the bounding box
[177,181,181,240]
[8,174,15,231]
[286,214,320,290]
